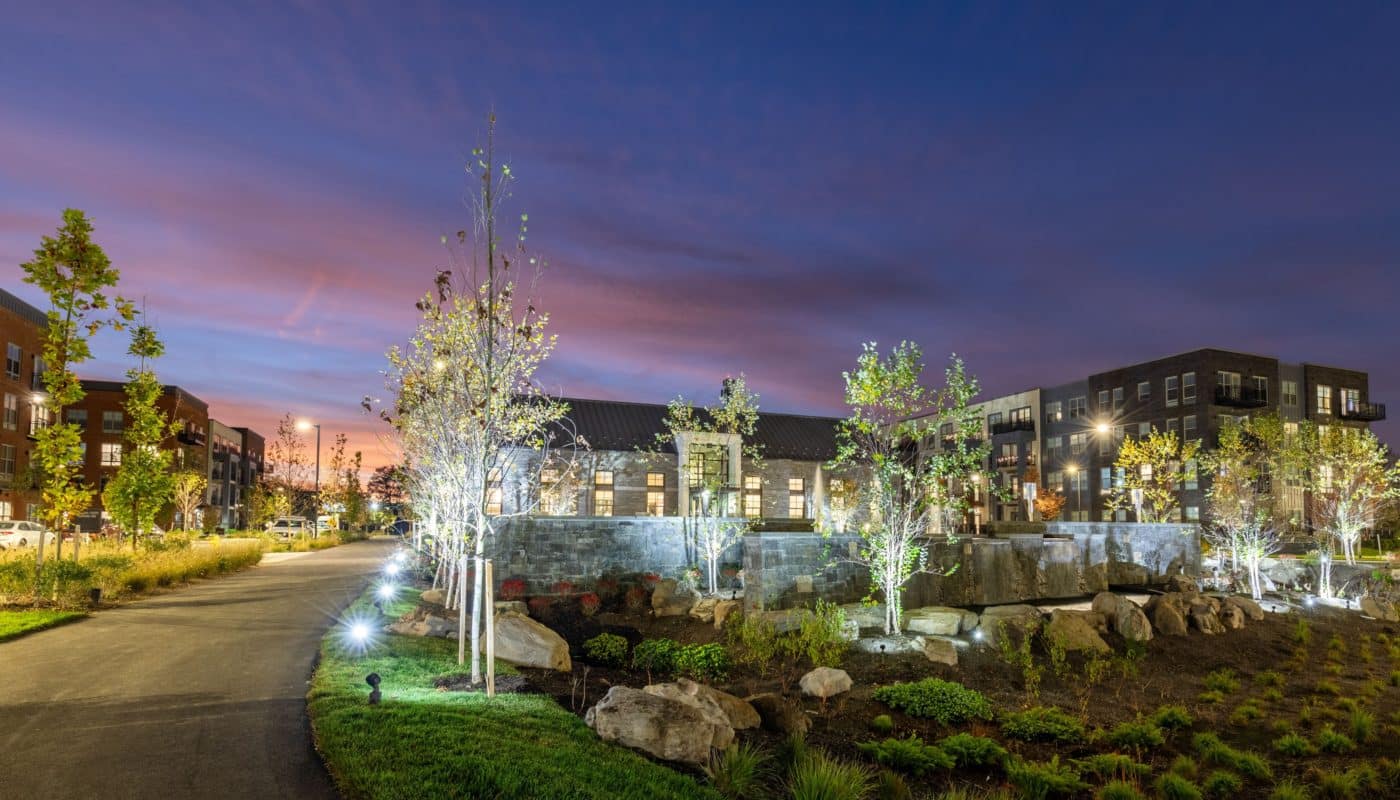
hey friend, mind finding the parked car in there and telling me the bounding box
[265,516,315,539]
[0,521,58,550]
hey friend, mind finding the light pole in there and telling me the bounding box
[297,419,321,536]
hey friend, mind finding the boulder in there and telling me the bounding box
[712,599,741,630]
[420,588,447,606]
[747,692,811,735]
[839,617,860,642]
[1150,601,1188,636]
[1091,592,1121,619]
[1187,603,1225,635]
[839,602,888,630]
[905,607,967,637]
[689,597,719,623]
[493,611,571,671]
[799,667,852,699]
[1167,575,1198,593]
[652,579,698,617]
[1095,593,1153,642]
[1219,603,1246,630]
[1221,596,1265,622]
[586,686,728,764]
[1046,609,1110,653]
[494,600,528,616]
[853,635,925,655]
[923,636,958,666]
[1260,558,1309,589]
[979,604,1043,643]
[1360,596,1400,622]
[642,682,738,746]
[760,608,805,633]
[387,613,456,638]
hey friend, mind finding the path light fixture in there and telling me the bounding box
[377,583,396,601]
[385,561,401,577]
[972,628,985,643]
[366,672,382,705]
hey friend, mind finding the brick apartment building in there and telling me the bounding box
[0,289,48,522]
[941,348,1383,527]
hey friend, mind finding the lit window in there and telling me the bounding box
[1282,381,1298,406]
[1184,506,1200,521]
[1099,467,1111,494]
[594,470,613,485]
[1165,376,1179,407]
[1045,401,1062,422]
[0,443,14,479]
[646,472,665,516]
[1217,371,1241,396]
[1316,385,1332,415]
[101,442,122,467]
[1098,390,1110,412]
[1070,433,1087,454]
[743,475,761,517]
[1138,381,1150,401]
[788,477,805,519]
[2,394,16,431]
[0,500,10,520]
[1340,388,1360,415]
[1112,387,1124,410]
[593,469,614,516]
[1182,373,1196,404]
[4,343,19,380]
[1184,459,1198,491]
[29,402,50,436]
[486,487,503,516]
[539,467,561,515]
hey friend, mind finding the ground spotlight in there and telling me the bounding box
[385,562,401,577]
[377,583,396,600]
[972,628,985,642]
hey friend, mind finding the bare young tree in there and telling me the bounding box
[1202,416,1294,600]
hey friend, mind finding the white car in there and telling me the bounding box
[266,516,315,539]
[0,521,57,550]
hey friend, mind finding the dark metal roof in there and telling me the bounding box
[555,397,842,462]
[79,379,210,413]
[0,288,47,328]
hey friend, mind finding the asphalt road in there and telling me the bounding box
[0,538,394,799]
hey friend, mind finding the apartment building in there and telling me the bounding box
[206,422,266,528]
[0,289,47,522]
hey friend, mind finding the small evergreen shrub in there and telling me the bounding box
[1272,733,1316,757]
[582,632,629,666]
[788,750,871,800]
[1202,771,1242,799]
[1101,719,1165,751]
[1268,780,1310,800]
[1006,756,1086,800]
[856,735,954,776]
[1154,773,1203,800]
[1204,668,1241,694]
[872,679,994,724]
[937,733,1008,770]
[675,643,730,683]
[1096,781,1147,800]
[1170,756,1199,779]
[1001,706,1086,743]
[631,637,680,679]
[870,714,894,734]
[1315,725,1355,754]
[1151,705,1194,730]
[1074,753,1151,781]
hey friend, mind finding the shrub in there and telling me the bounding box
[871,679,994,724]
[1231,752,1272,781]
[1170,756,1199,779]
[1309,769,1356,800]
[1006,756,1086,800]
[631,638,680,680]
[1347,708,1373,743]
[725,611,783,677]
[1314,725,1354,754]
[1074,753,1151,781]
[1230,702,1265,726]
[1313,679,1341,696]
[1152,705,1195,730]
[1193,733,1271,780]
[526,596,553,617]
[875,770,911,800]
[582,633,628,667]
[1272,733,1316,757]
[675,643,730,683]
[1202,771,1242,799]
[856,735,954,776]
[1155,773,1203,800]
[1391,670,1400,687]
[624,585,648,611]
[1261,688,1284,703]
[578,592,601,617]
[1322,663,1343,677]
[1001,707,1086,743]
[1198,690,1227,704]
[938,733,1008,770]
[499,578,527,601]
[1096,781,1146,800]
[788,750,871,800]
[1102,719,1165,751]
[704,741,773,799]
[870,714,894,734]
[1204,668,1240,694]
[1268,780,1310,800]
[1255,670,1285,687]
[1292,618,1311,645]
[796,600,848,668]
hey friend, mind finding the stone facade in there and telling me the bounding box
[742,531,870,611]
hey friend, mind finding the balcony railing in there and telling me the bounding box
[990,418,1036,435]
[1339,402,1386,422]
[178,429,207,446]
[994,455,1020,468]
[1214,385,1268,408]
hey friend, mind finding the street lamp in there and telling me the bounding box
[297,419,321,536]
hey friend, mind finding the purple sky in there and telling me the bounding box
[2,2,1397,469]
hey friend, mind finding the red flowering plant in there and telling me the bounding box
[500,578,528,601]
[641,572,662,588]
[579,592,602,617]
[550,580,576,597]
[526,596,553,617]
[624,585,648,611]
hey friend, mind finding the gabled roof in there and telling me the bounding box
[554,397,842,462]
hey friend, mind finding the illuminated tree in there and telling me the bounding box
[1106,430,1200,522]
[831,344,985,634]
[101,319,176,548]
[20,209,132,579]
[170,469,208,531]
[1034,490,1067,522]
[1201,416,1295,600]
[381,116,570,680]
[247,479,290,529]
[265,413,309,516]
[1300,424,1399,597]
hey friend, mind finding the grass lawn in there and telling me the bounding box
[308,589,721,800]
[0,609,86,642]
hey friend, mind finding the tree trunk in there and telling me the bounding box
[457,554,468,666]
[1246,556,1262,601]
[1317,549,1333,599]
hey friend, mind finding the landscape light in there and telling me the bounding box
[972,629,985,642]
[377,584,396,600]
[385,562,401,577]
[350,622,370,642]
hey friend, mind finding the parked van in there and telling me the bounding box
[266,516,315,538]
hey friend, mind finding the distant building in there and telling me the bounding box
[0,289,47,522]
[207,421,266,528]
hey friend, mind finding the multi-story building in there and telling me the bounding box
[951,348,1383,527]
[0,289,47,522]
[206,422,266,528]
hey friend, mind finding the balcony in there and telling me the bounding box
[1339,402,1386,422]
[994,455,1020,468]
[1214,385,1268,408]
[177,428,207,446]
[990,418,1036,436]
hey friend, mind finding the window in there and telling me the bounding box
[1217,370,1241,395]
[593,470,614,516]
[999,443,1017,466]
[1166,417,1179,435]
[1252,376,1268,404]
[1099,467,1112,494]
[30,355,44,390]
[1165,376,1179,407]
[29,400,50,436]
[66,408,87,429]
[1182,372,1196,404]
[1045,401,1062,422]
[102,410,124,434]
[1045,436,1062,458]
[26,503,38,521]
[646,472,665,516]
[1284,421,1299,439]
[5,343,19,380]
[1098,431,1111,456]
[1070,433,1087,454]
[1183,415,1197,440]
[486,468,502,515]
[1112,387,1124,410]
[0,500,10,520]
[1184,459,1198,491]
[1046,470,1063,490]
[1138,381,1150,401]
[1282,380,1298,406]
[101,443,122,467]
[1316,385,1332,415]
[1069,470,1087,491]
[1184,506,1200,522]
[987,411,1002,429]
[1068,396,1087,419]
[1138,422,1151,438]
[743,475,761,518]
[0,443,14,479]
[2,394,16,431]
[1098,390,1110,412]
[1340,388,1361,414]
[71,442,86,466]
[539,468,561,515]
[788,477,805,519]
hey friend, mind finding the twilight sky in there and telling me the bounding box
[2,2,1398,470]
